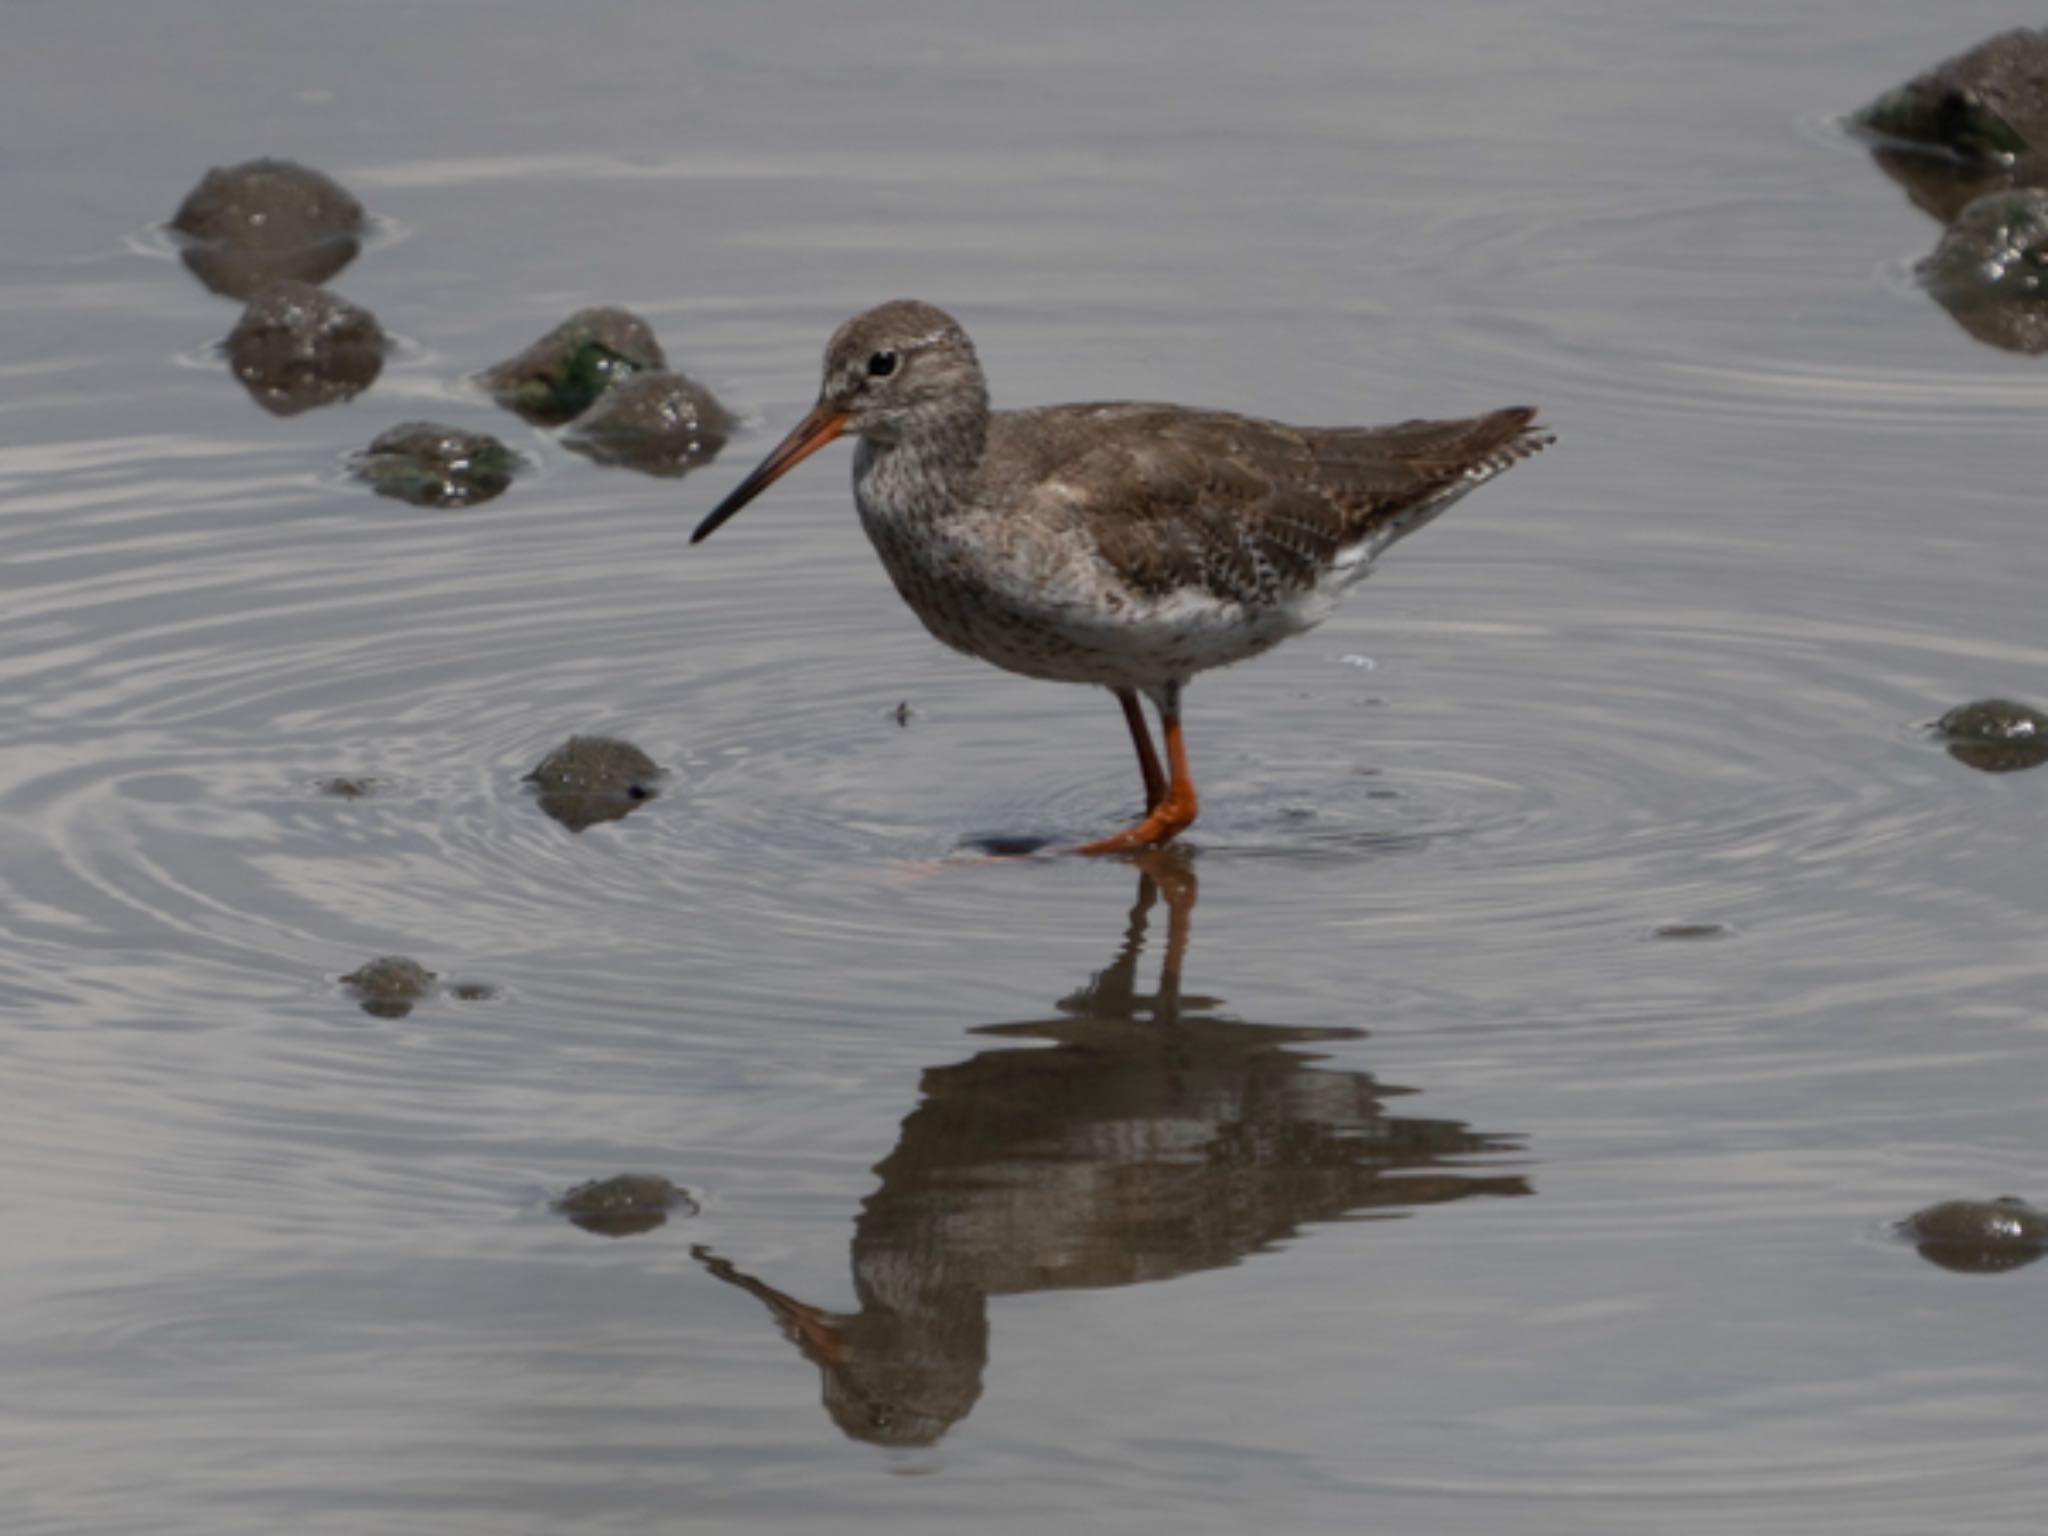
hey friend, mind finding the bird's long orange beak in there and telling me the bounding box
[690,402,849,544]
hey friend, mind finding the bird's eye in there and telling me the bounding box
[867,349,898,378]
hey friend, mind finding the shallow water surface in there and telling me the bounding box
[6,2,2048,1532]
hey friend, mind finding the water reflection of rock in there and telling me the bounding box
[1854,31,2048,354]
[697,851,1530,1448]
[1917,190,2048,354]
[523,735,664,832]
[225,281,385,416]
[1933,697,2048,773]
[351,421,519,508]
[170,157,367,302]
[559,370,734,479]
[1855,31,2048,225]
[1901,1197,2048,1275]
[1870,146,2030,229]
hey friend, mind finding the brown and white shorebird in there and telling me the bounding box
[692,300,1550,854]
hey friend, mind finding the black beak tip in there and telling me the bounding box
[689,499,740,545]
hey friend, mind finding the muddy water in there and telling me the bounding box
[6,2,2048,1532]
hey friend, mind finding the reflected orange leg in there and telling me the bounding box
[1073,708,1199,855]
[1116,687,1167,812]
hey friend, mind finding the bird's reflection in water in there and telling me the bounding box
[696,850,1531,1447]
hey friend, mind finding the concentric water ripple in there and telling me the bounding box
[2,406,2040,1099]
[10,10,2048,1523]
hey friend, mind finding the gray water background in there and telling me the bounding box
[4,2,2047,1531]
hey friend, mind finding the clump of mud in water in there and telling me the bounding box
[1853,30,2048,224]
[1900,1196,2048,1273]
[552,1174,697,1237]
[317,775,379,799]
[225,280,385,416]
[561,370,734,477]
[1918,189,2048,353]
[170,157,369,300]
[524,736,664,832]
[352,421,520,507]
[479,308,666,425]
[340,955,437,1019]
[1932,697,2048,772]
[1854,30,2048,163]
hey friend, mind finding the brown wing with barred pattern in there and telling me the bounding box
[1003,404,1549,607]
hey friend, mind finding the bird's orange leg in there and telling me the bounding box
[1116,687,1167,812]
[1073,703,1199,855]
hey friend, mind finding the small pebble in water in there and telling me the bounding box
[524,735,664,832]
[552,1174,697,1238]
[169,157,367,299]
[1932,697,2048,773]
[560,369,735,478]
[224,280,385,417]
[339,955,436,1020]
[316,776,378,799]
[1900,1196,2048,1274]
[1918,190,2048,354]
[351,422,519,508]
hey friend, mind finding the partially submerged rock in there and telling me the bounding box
[524,735,664,832]
[478,307,666,425]
[560,369,734,477]
[225,280,385,416]
[340,955,436,1019]
[1918,190,2048,352]
[170,158,368,300]
[1901,1196,2048,1274]
[552,1174,697,1238]
[1933,697,2048,773]
[1855,30,2048,163]
[1648,922,1733,941]
[1856,31,2048,224]
[317,775,379,799]
[352,421,519,508]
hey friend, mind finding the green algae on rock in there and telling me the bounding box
[170,158,368,301]
[340,955,437,1020]
[1933,697,2048,772]
[560,369,735,478]
[352,422,520,508]
[552,1174,697,1238]
[1901,1197,2048,1274]
[478,308,667,425]
[1855,31,2048,225]
[225,280,385,417]
[1917,190,2048,352]
[524,735,664,832]
[1854,30,2048,163]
